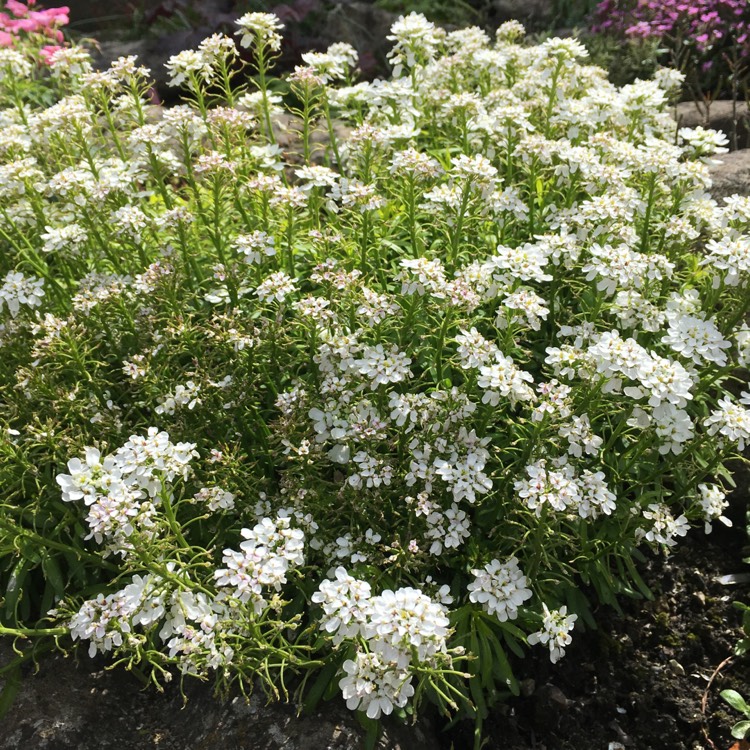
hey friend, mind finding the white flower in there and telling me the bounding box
[193,486,235,512]
[704,397,750,450]
[40,224,88,254]
[366,587,449,664]
[0,271,44,317]
[155,381,201,415]
[214,515,305,612]
[455,328,499,370]
[468,557,532,622]
[425,502,470,554]
[488,243,552,285]
[651,403,694,455]
[256,272,297,303]
[387,12,443,78]
[477,352,535,406]
[339,651,414,719]
[662,314,731,367]
[434,449,492,504]
[235,12,284,51]
[69,590,137,658]
[638,503,690,547]
[558,414,602,457]
[527,604,577,664]
[698,483,732,534]
[312,567,372,643]
[356,345,412,389]
[515,458,582,516]
[165,49,212,89]
[702,236,750,287]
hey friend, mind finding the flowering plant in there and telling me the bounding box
[592,0,750,108]
[0,6,749,746]
[0,0,68,61]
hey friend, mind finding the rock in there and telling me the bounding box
[675,100,750,150]
[708,149,750,200]
[0,646,437,750]
[536,683,573,710]
[519,677,536,697]
[667,659,686,676]
[66,0,165,30]
[489,0,554,29]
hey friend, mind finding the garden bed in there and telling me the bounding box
[3,3,750,749]
[4,505,749,750]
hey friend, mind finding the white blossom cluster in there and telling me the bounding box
[514,458,617,519]
[313,567,449,718]
[527,604,578,664]
[69,571,234,673]
[468,557,533,622]
[56,429,198,553]
[0,271,44,318]
[3,4,750,726]
[214,514,305,613]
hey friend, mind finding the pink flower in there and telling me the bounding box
[39,43,62,64]
[5,0,30,18]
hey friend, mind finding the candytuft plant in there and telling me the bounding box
[0,4,749,747]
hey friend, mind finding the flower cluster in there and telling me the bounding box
[56,429,198,553]
[527,605,578,664]
[0,0,69,59]
[468,557,533,622]
[593,0,750,56]
[215,514,305,613]
[313,567,450,718]
[592,0,750,103]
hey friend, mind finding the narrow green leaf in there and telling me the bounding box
[0,664,21,719]
[41,554,65,598]
[4,557,31,622]
[302,651,346,713]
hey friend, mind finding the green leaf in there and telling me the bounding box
[302,650,347,713]
[41,554,65,598]
[0,664,21,719]
[732,720,750,740]
[468,670,488,718]
[355,713,380,750]
[4,557,31,622]
[722,689,750,716]
[477,620,519,697]
[623,555,653,600]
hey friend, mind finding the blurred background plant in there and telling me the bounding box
[589,1,750,108]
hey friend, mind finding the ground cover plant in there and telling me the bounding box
[1,3,750,747]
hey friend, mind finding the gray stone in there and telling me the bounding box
[489,0,554,27]
[675,100,750,150]
[92,28,222,100]
[708,149,750,200]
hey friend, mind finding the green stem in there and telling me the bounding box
[0,625,67,638]
[0,518,120,572]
